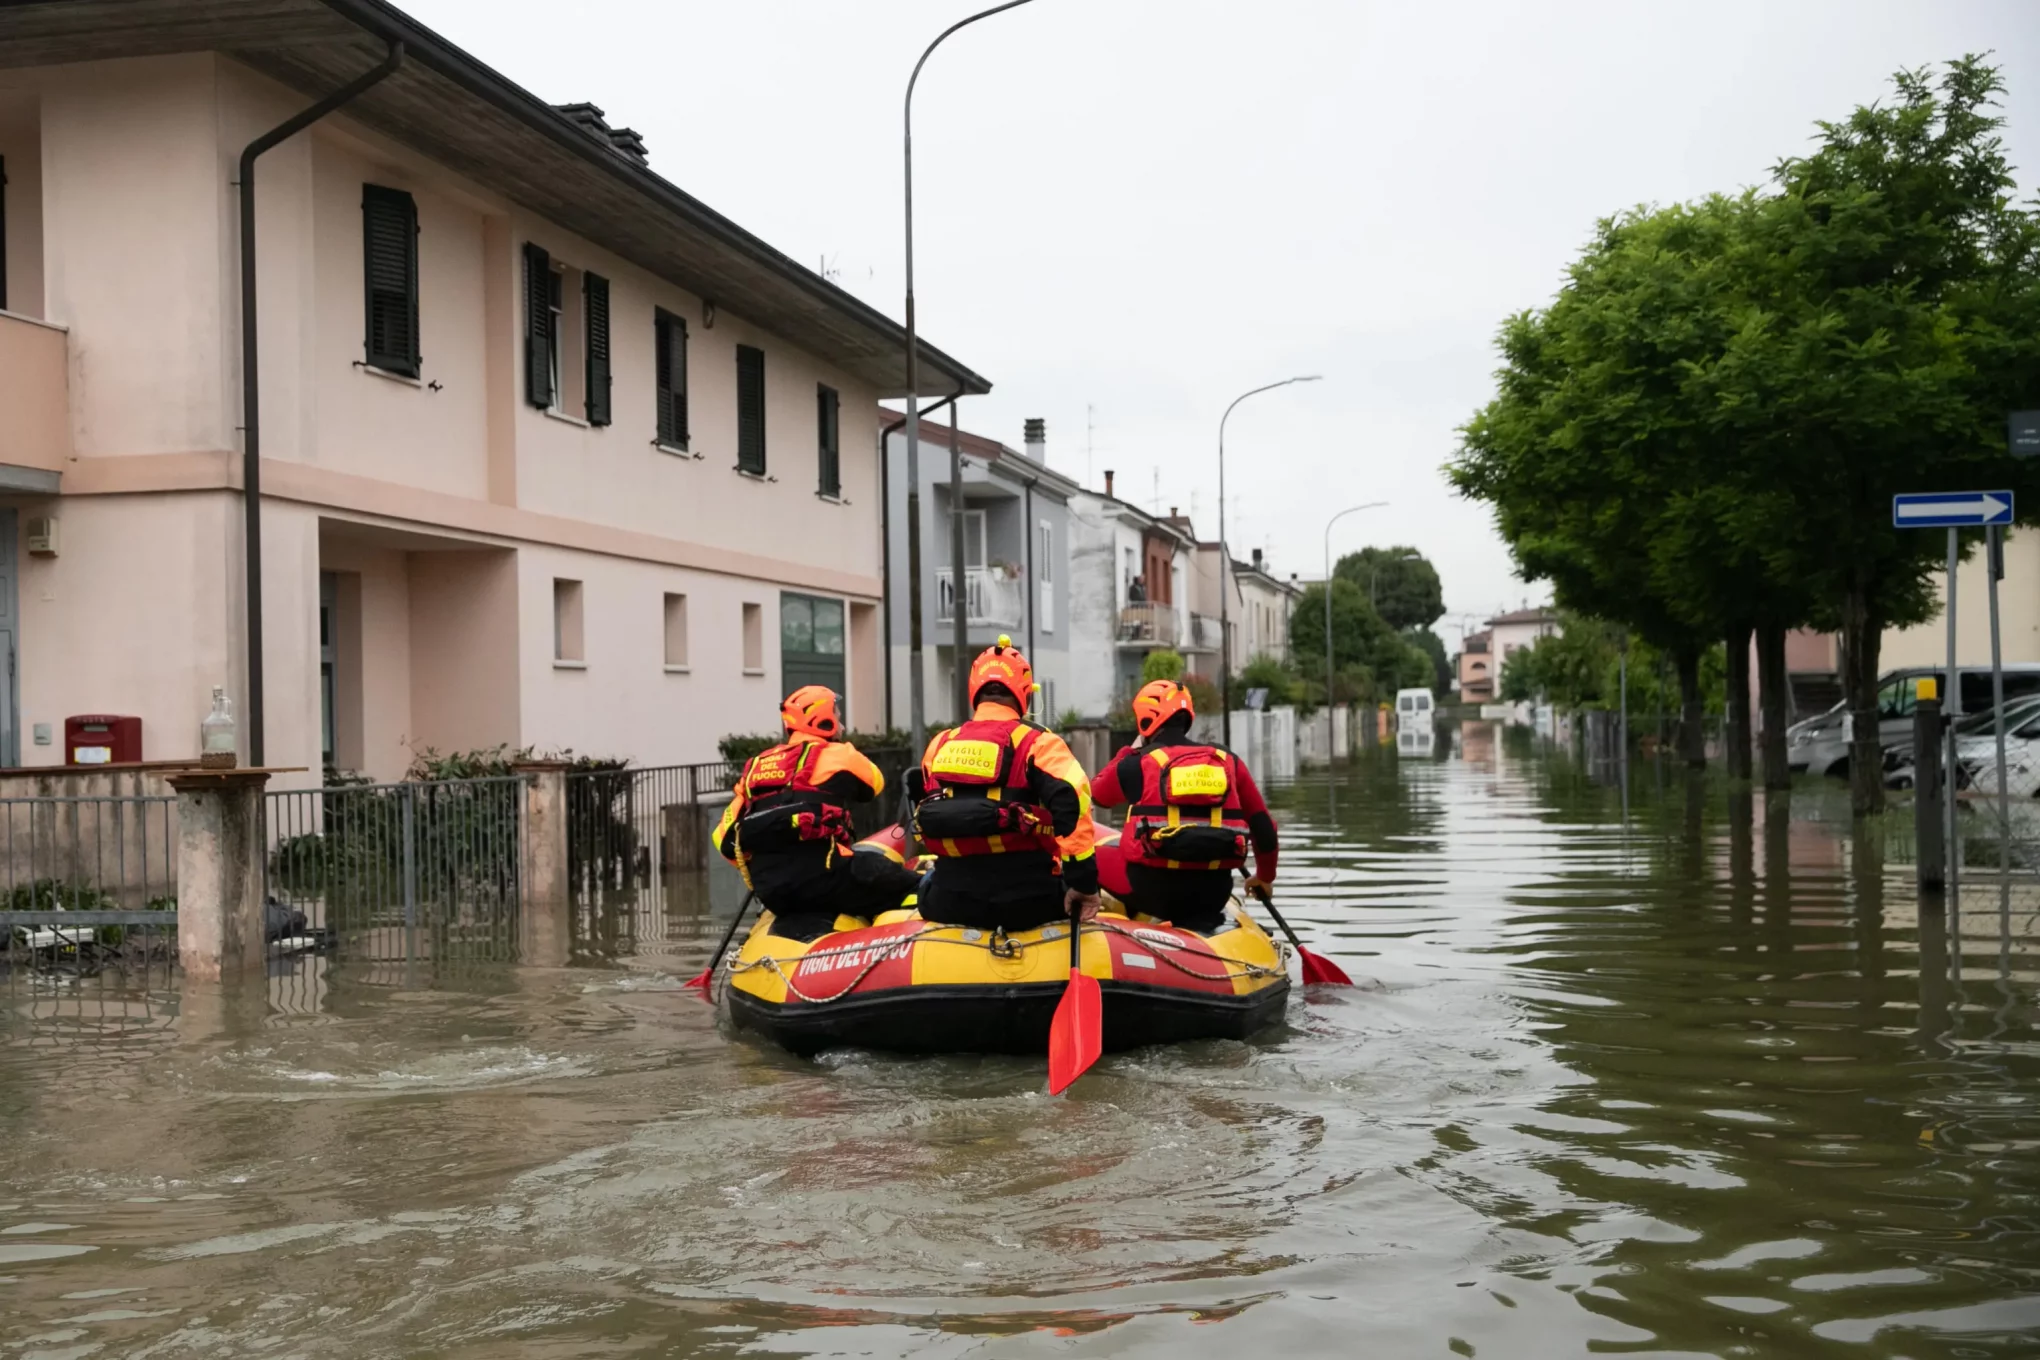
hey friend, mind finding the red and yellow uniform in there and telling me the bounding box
[714,687,919,938]
[912,638,1098,930]
[1091,680,1277,931]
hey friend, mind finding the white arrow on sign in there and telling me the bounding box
[1895,493,2011,524]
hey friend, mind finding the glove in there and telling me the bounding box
[1065,888,1102,922]
[1243,877,1273,904]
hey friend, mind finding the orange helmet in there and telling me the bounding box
[967,635,1037,712]
[780,685,843,740]
[1132,679,1194,737]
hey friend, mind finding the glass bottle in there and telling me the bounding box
[200,687,238,769]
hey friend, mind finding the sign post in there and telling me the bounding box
[1894,490,2015,903]
[1989,524,2009,855]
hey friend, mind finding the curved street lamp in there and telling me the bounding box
[1217,375,1321,745]
[1322,502,1387,719]
[903,0,1037,752]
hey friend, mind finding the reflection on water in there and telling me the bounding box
[1,721,2036,1357]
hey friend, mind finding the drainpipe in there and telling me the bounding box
[238,42,404,767]
[949,401,968,720]
[881,395,955,741]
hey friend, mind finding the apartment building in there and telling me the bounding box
[1066,478,1196,719]
[1233,548,1299,670]
[0,0,985,778]
[879,412,1075,728]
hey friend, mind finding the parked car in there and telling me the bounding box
[1951,706,2040,797]
[1882,695,2040,788]
[1787,665,2040,779]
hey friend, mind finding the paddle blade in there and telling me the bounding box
[683,965,714,997]
[1047,973,1103,1095]
[1297,947,1354,987]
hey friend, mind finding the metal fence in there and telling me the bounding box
[0,794,179,995]
[265,776,523,966]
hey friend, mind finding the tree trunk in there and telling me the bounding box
[1725,622,1754,781]
[1756,621,1791,789]
[1676,647,1706,768]
[1840,584,1885,816]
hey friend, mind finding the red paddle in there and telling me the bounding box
[1249,886,1353,986]
[1047,902,1101,1095]
[684,892,758,997]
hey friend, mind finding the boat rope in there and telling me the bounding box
[723,915,1283,1005]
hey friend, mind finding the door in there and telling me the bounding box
[781,592,847,724]
[0,511,15,767]
[319,571,337,769]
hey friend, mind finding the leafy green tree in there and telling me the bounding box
[1236,653,1302,708]
[1700,58,2040,811]
[1405,627,1450,692]
[1141,649,1186,684]
[1290,580,1432,700]
[1333,547,1445,631]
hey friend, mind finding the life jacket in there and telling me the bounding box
[1122,745,1251,870]
[730,740,857,868]
[915,719,1060,857]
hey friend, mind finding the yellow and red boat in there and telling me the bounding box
[722,827,1291,1056]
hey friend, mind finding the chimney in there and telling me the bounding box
[1170,506,1179,519]
[1023,418,1045,462]
[1104,469,1115,498]
[1252,548,1264,569]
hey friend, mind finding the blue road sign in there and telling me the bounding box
[1893,491,2014,528]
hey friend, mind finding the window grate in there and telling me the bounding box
[362,185,419,377]
[736,345,766,474]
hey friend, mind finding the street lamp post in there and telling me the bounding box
[904,0,1035,753]
[1218,375,1321,746]
[1323,502,1387,723]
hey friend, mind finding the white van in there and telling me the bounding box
[1395,688,1435,728]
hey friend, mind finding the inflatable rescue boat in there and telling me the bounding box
[722,827,1291,1056]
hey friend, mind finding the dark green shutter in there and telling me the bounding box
[362,185,418,377]
[0,155,8,313]
[816,384,840,497]
[655,309,688,447]
[523,242,552,408]
[736,345,766,474]
[584,271,611,426]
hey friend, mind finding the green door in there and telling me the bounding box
[781,593,847,723]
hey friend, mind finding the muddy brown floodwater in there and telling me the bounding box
[2,723,2037,1357]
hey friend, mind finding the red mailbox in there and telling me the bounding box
[65,715,142,766]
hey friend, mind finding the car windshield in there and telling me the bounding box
[1955,698,2040,734]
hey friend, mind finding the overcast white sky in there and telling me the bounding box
[399,0,2037,650]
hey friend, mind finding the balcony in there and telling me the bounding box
[1186,612,1225,653]
[936,567,1024,627]
[1117,603,1181,648]
[0,311,70,484]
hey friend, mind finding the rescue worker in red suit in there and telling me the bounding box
[714,686,922,941]
[909,637,1101,931]
[1090,679,1278,933]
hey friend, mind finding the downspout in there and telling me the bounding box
[1023,477,1036,667]
[239,42,404,766]
[881,395,955,738]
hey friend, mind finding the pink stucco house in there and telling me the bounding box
[0,0,985,780]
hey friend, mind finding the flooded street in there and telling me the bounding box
[2,723,2037,1358]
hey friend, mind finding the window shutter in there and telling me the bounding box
[584,272,611,426]
[816,384,840,497]
[523,242,552,408]
[0,155,9,313]
[736,345,766,474]
[655,309,688,447]
[362,185,419,377]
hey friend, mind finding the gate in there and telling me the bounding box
[266,776,522,966]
